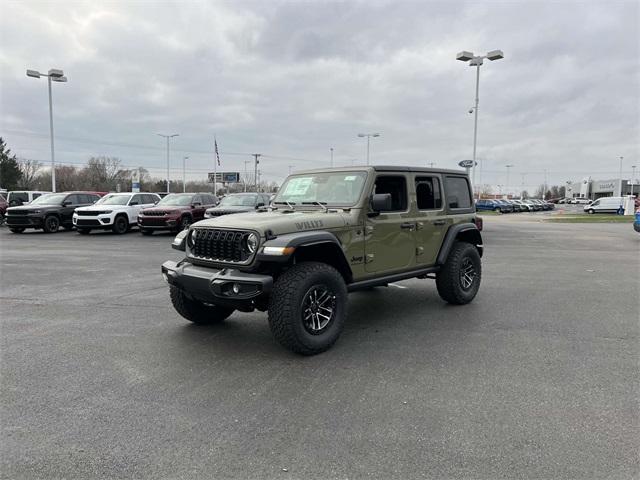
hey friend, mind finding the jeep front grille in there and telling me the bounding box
[76,210,107,216]
[190,228,252,263]
[143,211,168,216]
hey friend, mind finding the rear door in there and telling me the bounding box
[191,195,206,220]
[364,174,416,274]
[61,194,83,223]
[413,175,449,266]
[128,194,145,222]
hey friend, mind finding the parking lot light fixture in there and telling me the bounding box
[456,49,504,199]
[26,67,67,192]
[357,133,380,165]
[157,133,179,194]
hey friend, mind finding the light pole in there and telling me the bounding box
[330,147,334,168]
[182,156,189,193]
[520,173,527,200]
[243,160,251,192]
[157,133,179,194]
[357,133,380,165]
[26,68,67,192]
[631,165,637,197]
[252,154,261,191]
[505,164,514,198]
[619,156,624,196]
[456,49,504,199]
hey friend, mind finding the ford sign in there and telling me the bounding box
[458,160,477,168]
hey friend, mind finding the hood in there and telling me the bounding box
[141,206,185,214]
[76,204,125,212]
[194,208,361,236]
[208,205,254,212]
[8,204,59,212]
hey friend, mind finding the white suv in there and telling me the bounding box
[73,192,160,234]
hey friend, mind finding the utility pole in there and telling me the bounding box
[619,156,624,196]
[520,173,526,200]
[505,164,514,198]
[182,156,189,193]
[543,169,548,200]
[632,165,637,197]
[157,133,179,194]
[330,148,334,167]
[252,154,261,191]
[428,162,436,168]
[243,160,251,192]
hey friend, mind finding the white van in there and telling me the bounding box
[6,190,50,206]
[584,196,624,214]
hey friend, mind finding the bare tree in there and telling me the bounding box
[17,158,42,189]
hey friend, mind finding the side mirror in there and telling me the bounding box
[370,193,392,212]
[191,202,202,208]
[129,201,139,206]
[62,200,72,206]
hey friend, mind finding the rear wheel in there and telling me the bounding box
[268,262,347,355]
[9,227,25,233]
[436,241,481,305]
[112,215,128,234]
[169,286,234,325]
[42,215,60,233]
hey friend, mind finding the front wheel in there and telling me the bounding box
[587,209,595,214]
[169,286,234,324]
[268,262,347,355]
[42,215,60,233]
[495,207,501,213]
[112,215,128,234]
[436,241,482,305]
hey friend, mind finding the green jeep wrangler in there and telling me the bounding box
[162,166,483,355]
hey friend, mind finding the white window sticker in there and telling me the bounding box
[344,175,357,181]
[284,177,313,196]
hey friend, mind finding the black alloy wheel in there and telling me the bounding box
[112,215,128,234]
[43,215,60,233]
[301,285,337,335]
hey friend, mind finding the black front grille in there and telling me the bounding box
[143,211,168,216]
[8,210,32,215]
[7,217,30,225]
[191,228,252,263]
[76,219,102,226]
[76,210,106,216]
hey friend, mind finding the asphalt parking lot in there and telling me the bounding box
[1,219,638,479]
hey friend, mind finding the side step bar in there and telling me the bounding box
[348,266,440,292]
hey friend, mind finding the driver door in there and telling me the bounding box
[364,174,416,274]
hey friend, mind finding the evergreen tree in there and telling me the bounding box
[0,137,22,190]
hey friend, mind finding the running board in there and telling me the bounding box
[348,266,440,292]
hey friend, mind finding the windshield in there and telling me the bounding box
[157,194,193,206]
[274,171,367,207]
[220,195,257,207]
[97,194,131,206]
[30,193,66,205]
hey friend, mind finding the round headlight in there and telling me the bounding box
[246,233,259,253]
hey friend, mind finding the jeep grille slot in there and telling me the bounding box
[191,228,251,263]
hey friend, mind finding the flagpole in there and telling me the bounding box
[213,136,217,196]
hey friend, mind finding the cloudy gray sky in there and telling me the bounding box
[1,0,638,193]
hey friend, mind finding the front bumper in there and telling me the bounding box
[73,214,115,227]
[138,217,179,229]
[161,260,273,307]
[6,215,44,228]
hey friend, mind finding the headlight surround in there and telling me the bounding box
[172,229,189,251]
[245,232,259,253]
[103,210,113,214]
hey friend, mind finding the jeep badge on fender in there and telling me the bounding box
[162,166,483,355]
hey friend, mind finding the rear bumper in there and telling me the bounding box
[161,260,273,307]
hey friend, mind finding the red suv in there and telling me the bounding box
[138,193,217,235]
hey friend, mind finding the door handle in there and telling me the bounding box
[432,220,446,226]
[400,222,416,230]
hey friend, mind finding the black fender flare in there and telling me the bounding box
[436,223,483,265]
[257,231,353,280]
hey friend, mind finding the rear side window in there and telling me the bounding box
[32,193,42,200]
[374,176,408,212]
[444,176,472,209]
[415,176,442,210]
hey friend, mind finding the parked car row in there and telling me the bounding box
[475,198,555,213]
[3,191,271,234]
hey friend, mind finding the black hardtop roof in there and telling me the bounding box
[294,165,467,176]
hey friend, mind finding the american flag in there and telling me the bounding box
[214,136,220,166]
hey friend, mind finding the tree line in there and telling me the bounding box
[0,137,278,194]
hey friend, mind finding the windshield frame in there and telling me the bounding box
[218,194,258,207]
[273,170,369,208]
[157,194,195,207]
[96,194,132,206]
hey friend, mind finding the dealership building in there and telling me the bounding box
[566,177,638,200]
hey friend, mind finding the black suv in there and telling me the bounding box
[6,192,102,233]
[204,192,271,218]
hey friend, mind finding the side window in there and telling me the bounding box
[205,194,215,205]
[374,175,408,212]
[146,194,157,204]
[65,194,79,205]
[444,176,472,209]
[415,176,442,210]
[32,193,42,200]
[130,194,143,205]
[192,195,202,205]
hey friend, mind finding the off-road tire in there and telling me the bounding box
[141,229,153,236]
[77,228,91,235]
[43,215,60,233]
[169,285,234,325]
[268,262,347,355]
[9,227,25,233]
[112,215,128,234]
[436,241,481,305]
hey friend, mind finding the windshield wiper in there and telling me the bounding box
[273,201,296,210]
[302,201,328,212]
